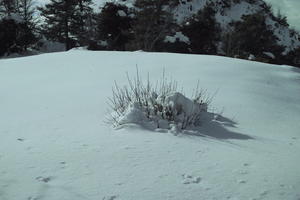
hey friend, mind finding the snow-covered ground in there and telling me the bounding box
[0,50,300,200]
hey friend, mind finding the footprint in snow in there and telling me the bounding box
[182,174,201,184]
[243,163,250,167]
[27,197,39,200]
[60,161,66,169]
[103,195,118,200]
[237,180,247,184]
[238,170,248,175]
[36,176,52,183]
[260,190,269,197]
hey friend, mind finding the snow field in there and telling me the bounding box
[0,50,300,200]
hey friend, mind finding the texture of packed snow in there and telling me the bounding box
[162,92,206,116]
[118,102,149,125]
[0,51,300,200]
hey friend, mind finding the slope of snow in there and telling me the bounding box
[0,51,300,200]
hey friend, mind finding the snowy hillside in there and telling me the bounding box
[88,0,300,53]
[32,0,300,57]
[0,50,300,200]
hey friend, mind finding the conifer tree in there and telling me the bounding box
[0,0,17,16]
[39,0,93,50]
[0,17,36,56]
[0,0,36,28]
[18,0,35,25]
[39,0,75,50]
[229,13,284,58]
[96,2,132,50]
[71,0,94,46]
[182,3,220,54]
[130,0,179,51]
[0,0,36,56]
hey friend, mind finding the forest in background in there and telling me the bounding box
[0,0,300,67]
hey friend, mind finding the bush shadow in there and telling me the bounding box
[184,112,253,140]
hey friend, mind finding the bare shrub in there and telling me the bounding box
[107,68,211,130]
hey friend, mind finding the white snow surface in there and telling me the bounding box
[0,51,300,200]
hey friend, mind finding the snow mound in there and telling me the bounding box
[159,92,207,120]
[118,102,149,125]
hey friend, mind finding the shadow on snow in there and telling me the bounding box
[180,112,253,140]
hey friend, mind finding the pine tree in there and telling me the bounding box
[0,0,36,56]
[229,13,284,58]
[38,0,93,50]
[0,17,36,56]
[0,0,36,28]
[17,0,35,25]
[130,0,179,51]
[0,0,17,16]
[182,3,220,54]
[71,0,94,46]
[39,0,75,50]
[96,2,132,50]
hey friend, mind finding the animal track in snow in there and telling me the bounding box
[103,195,118,200]
[260,190,269,197]
[237,180,247,184]
[182,174,201,184]
[243,163,250,167]
[36,176,52,183]
[27,197,39,200]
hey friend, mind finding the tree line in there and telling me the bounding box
[0,0,299,67]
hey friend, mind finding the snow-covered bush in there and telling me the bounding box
[107,70,211,131]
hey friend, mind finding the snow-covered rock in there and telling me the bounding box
[263,51,275,59]
[117,10,127,17]
[118,102,148,125]
[159,92,206,117]
[164,32,190,44]
[248,54,256,60]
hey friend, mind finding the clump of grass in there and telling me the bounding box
[107,68,212,130]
